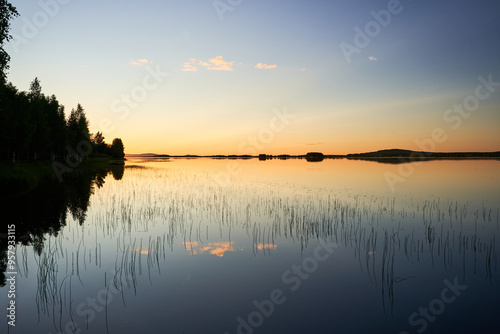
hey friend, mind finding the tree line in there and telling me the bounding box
[0,79,124,161]
[0,1,124,163]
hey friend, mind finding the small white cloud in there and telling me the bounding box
[130,58,153,66]
[182,58,198,72]
[182,65,197,72]
[183,57,235,72]
[205,56,234,71]
[255,63,277,70]
[368,56,377,61]
[198,60,211,67]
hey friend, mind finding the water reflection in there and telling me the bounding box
[257,243,278,250]
[347,156,500,164]
[1,159,499,333]
[184,241,242,257]
[0,163,124,286]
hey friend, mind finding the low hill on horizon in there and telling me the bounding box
[126,149,500,158]
[346,149,500,158]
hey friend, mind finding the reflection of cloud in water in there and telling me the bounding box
[257,243,277,250]
[132,248,150,254]
[184,241,241,257]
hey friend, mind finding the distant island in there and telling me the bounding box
[126,149,500,164]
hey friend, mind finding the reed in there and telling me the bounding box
[15,161,499,332]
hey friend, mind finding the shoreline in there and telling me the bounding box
[0,158,125,198]
[126,149,500,160]
[2,152,499,197]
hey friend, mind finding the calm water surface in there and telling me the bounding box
[1,158,499,334]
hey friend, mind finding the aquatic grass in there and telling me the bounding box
[18,160,500,332]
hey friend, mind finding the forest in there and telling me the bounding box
[0,1,124,164]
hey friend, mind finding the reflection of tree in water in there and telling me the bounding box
[111,165,124,180]
[0,164,124,286]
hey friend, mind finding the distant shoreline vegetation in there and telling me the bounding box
[126,149,500,163]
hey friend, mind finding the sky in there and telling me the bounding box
[5,0,500,155]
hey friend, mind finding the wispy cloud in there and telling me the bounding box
[130,58,153,66]
[183,57,280,72]
[299,68,306,72]
[198,60,210,67]
[255,63,277,70]
[182,58,198,72]
[204,56,234,71]
[182,56,235,72]
[368,56,377,61]
[306,142,325,146]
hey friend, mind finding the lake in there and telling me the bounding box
[1,158,499,334]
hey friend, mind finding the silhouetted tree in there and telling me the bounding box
[110,138,125,159]
[0,0,19,159]
[0,1,123,162]
[92,131,104,146]
[45,94,67,158]
[28,78,50,159]
[0,0,18,82]
[66,107,79,147]
[77,104,90,142]
[67,103,90,151]
[0,83,34,160]
[91,131,108,155]
[305,152,324,162]
[29,77,42,100]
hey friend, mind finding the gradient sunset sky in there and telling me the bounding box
[5,0,500,155]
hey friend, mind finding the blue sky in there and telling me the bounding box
[5,0,500,154]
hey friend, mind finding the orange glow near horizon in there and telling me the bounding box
[92,97,500,157]
[90,95,500,157]
[121,142,500,156]
[107,129,500,157]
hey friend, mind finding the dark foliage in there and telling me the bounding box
[0,2,124,162]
